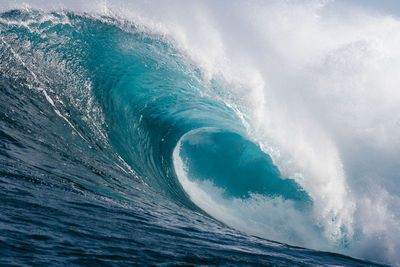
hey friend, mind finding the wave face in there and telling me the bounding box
[0,1,399,266]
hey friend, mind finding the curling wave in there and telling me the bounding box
[0,2,399,266]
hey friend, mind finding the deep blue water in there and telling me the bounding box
[0,9,391,266]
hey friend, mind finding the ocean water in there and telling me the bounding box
[0,1,399,266]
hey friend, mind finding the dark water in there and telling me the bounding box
[0,10,390,266]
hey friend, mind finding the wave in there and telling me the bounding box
[0,1,399,266]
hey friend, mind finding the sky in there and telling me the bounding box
[1,0,400,17]
[338,0,400,17]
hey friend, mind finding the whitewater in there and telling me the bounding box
[0,0,399,266]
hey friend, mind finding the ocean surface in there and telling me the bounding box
[1,1,399,266]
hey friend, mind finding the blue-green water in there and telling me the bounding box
[0,8,396,266]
